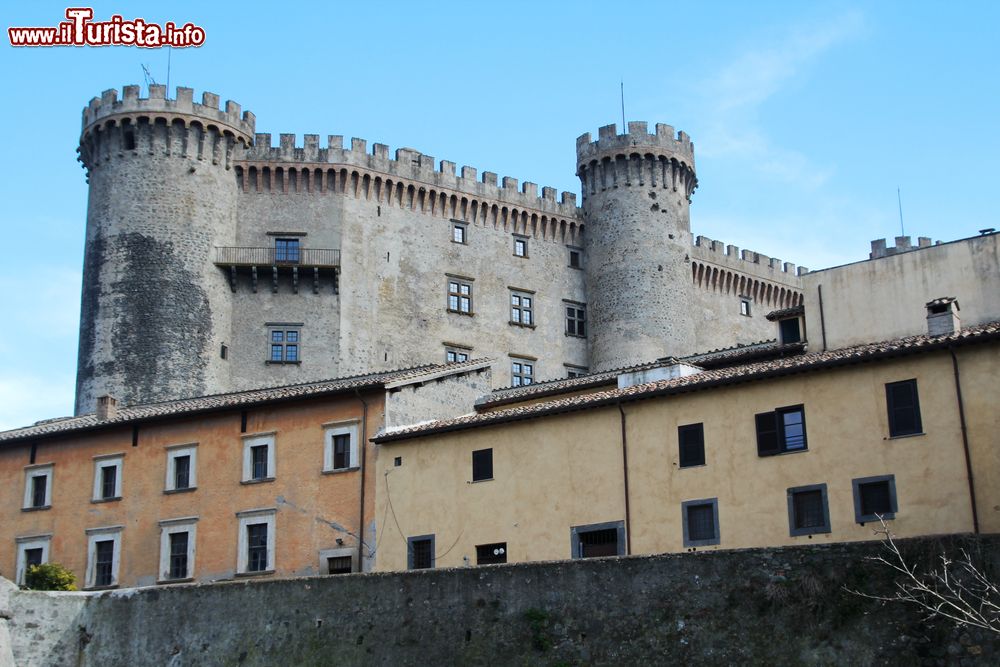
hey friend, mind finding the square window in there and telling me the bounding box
[510,291,534,327]
[852,475,898,523]
[237,509,276,574]
[472,448,493,482]
[740,298,752,316]
[678,423,705,468]
[92,455,123,501]
[682,498,720,547]
[85,526,122,588]
[242,434,275,482]
[408,535,435,570]
[274,238,301,263]
[570,521,624,559]
[267,327,302,363]
[779,318,802,344]
[447,278,474,314]
[23,464,53,510]
[476,542,507,565]
[514,237,528,257]
[886,379,922,437]
[755,405,807,456]
[511,358,534,386]
[787,484,831,536]
[324,422,359,472]
[165,445,197,492]
[15,535,51,585]
[566,304,587,337]
[159,518,197,582]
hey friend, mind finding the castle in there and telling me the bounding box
[75,84,806,414]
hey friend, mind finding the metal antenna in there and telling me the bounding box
[620,80,626,134]
[166,46,171,95]
[897,187,905,237]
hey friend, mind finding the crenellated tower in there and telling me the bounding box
[75,84,255,414]
[576,121,698,371]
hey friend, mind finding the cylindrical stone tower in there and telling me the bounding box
[576,121,698,371]
[75,84,254,414]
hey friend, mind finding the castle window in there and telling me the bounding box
[509,290,535,327]
[267,325,302,364]
[319,547,357,575]
[510,356,534,387]
[237,508,276,575]
[407,535,435,569]
[158,517,197,582]
[92,454,123,502]
[241,433,275,483]
[513,235,528,258]
[787,484,830,536]
[23,464,53,510]
[85,525,122,589]
[682,498,720,547]
[570,521,624,558]
[886,379,923,437]
[323,421,359,472]
[565,364,588,378]
[565,302,587,337]
[755,405,807,456]
[15,535,51,586]
[165,444,197,493]
[476,542,507,565]
[568,247,583,269]
[678,423,705,468]
[852,475,897,524]
[444,344,471,363]
[452,222,467,245]
[274,238,300,263]
[740,297,752,317]
[447,277,474,315]
[472,448,493,482]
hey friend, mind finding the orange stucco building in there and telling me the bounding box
[0,361,489,588]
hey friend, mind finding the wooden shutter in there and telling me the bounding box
[755,412,780,456]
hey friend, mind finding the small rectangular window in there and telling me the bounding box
[168,532,189,579]
[332,434,351,470]
[101,466,117,500]
[511,358,534,387]
[165,445,197,492]
[173,455,191,490]
[476,542,508,565]
[237,510,275,574]
[452,223,467,244]
[565,365,589,378]
[92,455,123,501]
[251,445,269,480]
[31,475,48,508]
[445,345,471,363]
[886,379,922,437]
[327,556,353,574]
[682,498,720,547]
[571,522,625,559]
[755,405,807,456]
[740,298,752,317]
[853,475,898,523]
[25,548,43,569]
[510,291,534,327]
[779,318,802,344]
[247,524,268,572]
[16,536,51,585]
[94,539,115,587]
[267,327,302,363]
[324,423,358,472]
[513,237,528,258]
[787,484,831,536]
[566,304,587,337]
[678,423,705,468]
[568,249,582,269]
[274,238,300,263]
[447,279,473,314]
[408,535,435,570]
[23,465,53,510]
[472,448,493,482]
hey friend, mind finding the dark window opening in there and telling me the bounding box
[569,250,581,268]
[251,445,268,480]
[173,455,191,489]
[472,448,493,482]
[566,305,586,337]
[853,475,898,523]
[25,547,43,569]
[100,465,117,499]
[578,528,619,558]
[123,130,136,150]
[566,366,588,378]
[779,318,802,344]
[332,434,351,470]
[274,238,300,263]
[678,423,705,468]
[247,524,268,572]
[886,379,922,436]
[408,536,434,570]
[476,542,507,565]
[221,344,229,360]
[94,539,114,587]
[31,475,47,507]
[168,532,189,579]
[682,499,720,547]
[755,405,807,456]
[788,484,831,536]
[327,556,352,574]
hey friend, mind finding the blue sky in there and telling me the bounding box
[1,1,997,429]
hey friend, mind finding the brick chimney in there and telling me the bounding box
[926,297,960,337]
[96,395,118,420]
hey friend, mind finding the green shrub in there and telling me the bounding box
[24,562,77,591]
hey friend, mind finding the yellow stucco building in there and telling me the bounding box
[373,322,999,571]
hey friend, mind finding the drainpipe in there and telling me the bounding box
[354,389,370,565]
[948,347,980,534]
[817,284,828,352]
[618,403,632,555]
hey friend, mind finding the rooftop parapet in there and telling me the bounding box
[81,84,255,143]
[575,121,695,167]
[870,235,937,259]
[693,235,809,277]
[241,133,579,217]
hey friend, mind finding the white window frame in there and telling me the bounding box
[165,444,198,492]
[158,517,198,582]
[236,508,277,574]
[85,525,123,589]
[241,433,276,482]
[23,463,54,509]
[92,454,124,501]
[15,534,52,585]
[323,421,360,472]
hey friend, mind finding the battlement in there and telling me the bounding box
[693,235,809,278]
[240,133,578,217]
[869,235,937,259]
[575,122,695,166]
[81,85,255,143]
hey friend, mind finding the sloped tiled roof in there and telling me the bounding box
[375,322,1000,444]
[0,359,491,445]
[766,305,805,321]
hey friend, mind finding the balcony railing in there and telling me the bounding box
[214,247,340,268]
